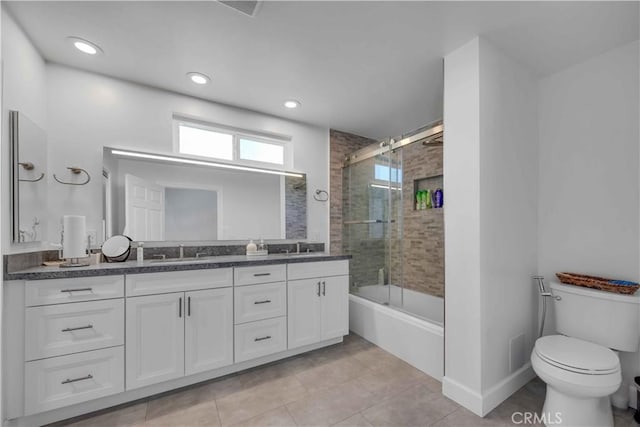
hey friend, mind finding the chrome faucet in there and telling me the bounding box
[179,245,185,259]
[295,242,301,254]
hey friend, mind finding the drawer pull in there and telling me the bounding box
[254,335,272,342]
[61,324,94,332]
[60,288,93,293]
[254,299,271,305]
[61,374,93,384]
[253,273,271,277]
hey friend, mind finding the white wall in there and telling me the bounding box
[1,9,48,253]
[38,64,329,250]
[164,188,219,241]
[443,37,483,406]
[443,37,539,416]
[538,40,640,406]
[478,38,539,398]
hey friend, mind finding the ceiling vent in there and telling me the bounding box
[218,1,262,17]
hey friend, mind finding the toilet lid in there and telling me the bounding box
[535,335,619,375]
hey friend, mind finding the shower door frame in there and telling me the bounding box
[342,120,443,311]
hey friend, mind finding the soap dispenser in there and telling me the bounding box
[258,238,267,252]
[136,242,144,265]
[246,239,257,254]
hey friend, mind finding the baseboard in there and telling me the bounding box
[443,363,535,417]
[482,363,536,415]
[442,376,484,416]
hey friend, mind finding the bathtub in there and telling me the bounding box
[349,284,444,380]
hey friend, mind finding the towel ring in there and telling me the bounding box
[19,173,45,183]
[18,162,45,182]
[313,189,329,202]
[53,167,91,186]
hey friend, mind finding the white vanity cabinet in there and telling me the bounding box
[125,292,185,389]
[125,270,233,390]
[233,265,288,363]
[5,257,350,426]
[185,288,234,375]
[287,261,349,350]
[22,276,126,416]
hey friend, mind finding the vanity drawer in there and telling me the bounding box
[126,268,233,296]
[234,282,286,324]
[234,264,286,286]
[24,346,124,415]
[25,276,124,307]
[234,317,286,363]
[25,299,124,361]
[287,260,349,281]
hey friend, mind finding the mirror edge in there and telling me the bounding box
[9,110,20,243]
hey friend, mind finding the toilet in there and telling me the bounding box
[531,282,640,427]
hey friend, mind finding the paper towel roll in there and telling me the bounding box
[63,215,87,259]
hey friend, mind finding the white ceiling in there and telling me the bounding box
[5,1,639,139]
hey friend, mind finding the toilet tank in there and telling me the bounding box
[550,282,640,352]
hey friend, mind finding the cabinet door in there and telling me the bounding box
[126,293,184,390]
[287,279,322,349]
[321,276,349,340]
[185,288,233,375]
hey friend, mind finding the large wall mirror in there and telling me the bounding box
[103,147,307,242]
[10,111,48,243]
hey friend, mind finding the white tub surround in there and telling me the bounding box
[351,284,443,325]
[349,293,444,380]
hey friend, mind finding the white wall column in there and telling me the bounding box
[443,36,539,416]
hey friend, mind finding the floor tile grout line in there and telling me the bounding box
[283,402,302,426]
[282,404,300,427]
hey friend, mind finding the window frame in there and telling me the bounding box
[172,118,292,169]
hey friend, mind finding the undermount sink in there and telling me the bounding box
[287,252,325,257]
[150,257,213,264]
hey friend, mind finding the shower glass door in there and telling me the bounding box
[343,148,403,306]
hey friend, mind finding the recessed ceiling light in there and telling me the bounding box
[187,72,211,85]
[67,37,102,55]
[284,100,301,109]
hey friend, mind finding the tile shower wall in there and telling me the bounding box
[391,142,444,298]
[341,156,388,288]
[329,130,376,255]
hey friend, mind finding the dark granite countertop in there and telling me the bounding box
[4,253,351,281]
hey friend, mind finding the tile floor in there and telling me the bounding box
[51,333,637,427]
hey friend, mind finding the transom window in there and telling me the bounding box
[174,118,289,167]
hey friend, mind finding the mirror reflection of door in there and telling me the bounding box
[124,174,165,241]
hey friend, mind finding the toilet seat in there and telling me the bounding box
[534,335,620,375]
